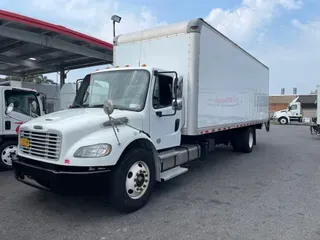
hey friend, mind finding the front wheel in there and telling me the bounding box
[279,117,288,125]
[109,148,156,213]
[0,140,17,171]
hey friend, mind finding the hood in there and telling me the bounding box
[274,109,287,114]
[20,108,144,135]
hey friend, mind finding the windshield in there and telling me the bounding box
[5,89,40,116]
[73,70,150,111]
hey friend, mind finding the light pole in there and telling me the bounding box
[111,15,122,38]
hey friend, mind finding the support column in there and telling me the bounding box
[59,66,66,89]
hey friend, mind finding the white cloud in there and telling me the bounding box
[205,0,303,43]
[31,0,166,42]
[203,0,320,94]
[259,18,320,94]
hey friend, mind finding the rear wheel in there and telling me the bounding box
[0,140,17,171]
[231,127,255,153]
[109,148,156,213]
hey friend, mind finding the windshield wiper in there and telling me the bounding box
[90,104,126,110]
[71,103,88,108]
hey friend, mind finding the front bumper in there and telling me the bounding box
[12,156,112,193]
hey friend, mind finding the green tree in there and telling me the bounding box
[5,74,56,84]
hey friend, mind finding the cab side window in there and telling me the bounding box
[291,105,297,110]
[5,90,40,116]
[153,75,173,109]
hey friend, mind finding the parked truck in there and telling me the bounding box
[271,96,303,124]
[12,18,270,213]
[310,85,320,135]
[0,85,46,171]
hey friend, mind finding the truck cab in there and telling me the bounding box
[272,97,302,124]
[0,86,46,170]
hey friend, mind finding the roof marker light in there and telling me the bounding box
[141,64,147,67]
[125,64,129,67]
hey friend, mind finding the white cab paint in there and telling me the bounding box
[18,107,152,166]
[0,86,45,136]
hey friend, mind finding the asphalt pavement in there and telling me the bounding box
[1,125,320,240]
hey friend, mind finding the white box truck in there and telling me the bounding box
[12,18,270,213]
[310,85,320,135]
[0,85,46,171]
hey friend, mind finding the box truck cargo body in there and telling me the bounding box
[12,18,270,213]
[114,19,269,135]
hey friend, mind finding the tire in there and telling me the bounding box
[278,117,288,125]
[0,140,17,171]
[231,127,254,153]
[109,148,156,213]
[231,138,241,152]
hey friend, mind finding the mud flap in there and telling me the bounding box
[265,119,270,132]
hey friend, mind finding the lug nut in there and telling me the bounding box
[143,185,146,188]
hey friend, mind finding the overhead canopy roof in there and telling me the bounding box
[0,10,113,77]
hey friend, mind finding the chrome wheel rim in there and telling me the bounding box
[1,145,17,166]
[125,161,150,199]
[248,132,254,148]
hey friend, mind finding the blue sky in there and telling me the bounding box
[1,0,320,94]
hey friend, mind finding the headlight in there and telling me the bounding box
[73,143,112,158]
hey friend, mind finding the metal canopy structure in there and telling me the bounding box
[0,10,113,85]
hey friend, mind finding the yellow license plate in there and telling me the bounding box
[19,138,30,148]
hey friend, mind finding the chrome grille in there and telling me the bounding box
[20,130,61,161]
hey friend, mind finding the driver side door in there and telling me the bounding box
[149,73,183,150]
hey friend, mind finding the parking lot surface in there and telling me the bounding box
[1,125,320,240]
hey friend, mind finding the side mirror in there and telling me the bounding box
[172,98,183,111]
[103,100,114,115]
[5,103,14,115]
[173,77,178,99]
[83,91,89,103]
[30,100,37,112]
[39,93,47,114]
[76,78,83,93]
